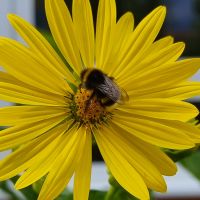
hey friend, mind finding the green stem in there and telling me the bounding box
[0,180,21,200]
[106,172,139,200]
[104,186,116,200]
[9,176,38,200]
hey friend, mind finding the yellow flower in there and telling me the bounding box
[0,0,200,199]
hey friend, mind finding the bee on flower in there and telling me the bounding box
[0,0,200,200]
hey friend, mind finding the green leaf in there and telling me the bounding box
[65,79,78,93]
[164,149,195,162]
[32,176,45,194]
[56,189,106,200]
[89,190,107,200]
[0,176,38,200]
[56,189,73,200]
[181,150,200,181]
[19,186,38,200]
[8,176,38,200]
[0,180,23,200]
[104,185,138,200]
[107,171,154,200]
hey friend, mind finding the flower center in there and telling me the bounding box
[69,88,111,126]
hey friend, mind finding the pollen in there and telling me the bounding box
[73,88,108,124]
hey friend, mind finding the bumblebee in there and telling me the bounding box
[80,68,129,107]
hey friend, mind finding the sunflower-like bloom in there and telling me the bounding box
[0,0,200,199]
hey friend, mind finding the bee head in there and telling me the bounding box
[81,69,105,89]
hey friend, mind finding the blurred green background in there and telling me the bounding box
[36,0,200,57]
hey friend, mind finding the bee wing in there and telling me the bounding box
[97,77,120,101]
[98,76,129,104]
[118,88,129,104]
[97,76,121,102]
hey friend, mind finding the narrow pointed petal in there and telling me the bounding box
[15,135,62,189]
[0,38,68,95]
[8,14,74,82]
[113,6,166,79]
[161,120,200,143]
[110,122,177,176]
[119,98,199,122]
[100,125,167,192]
[123,59,200,91]
[94,130,149,200]
[0,106,68,126]
[15,123,72,189]
[74,131,92,200]
[73,0,94,68]
[104,12,134,75]
[45,0,82,73]
[0,115,66,151]
[38,127,86,200]
[126,42,185,78]
[143,36,174,58]
[0,121,68,181]
[113,112,195,149]
[131,81,200,100]
[0,72,66,106]
[96,0,116,69]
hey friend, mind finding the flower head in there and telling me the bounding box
[0,0,200,199]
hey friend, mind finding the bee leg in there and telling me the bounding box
[101,98,115,106]
[79,82,87,89]
[84,91,95,112]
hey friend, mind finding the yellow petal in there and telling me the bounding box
[38,127,85,200]
[129,81,200,100]
[0,121,68,181]
[45,0,82,74]
[73,0,94,68]
[74,130,92,200]
[147,40,184,62]
[119,98,198,122]
[96,0,116,69]
[123,59,200,92]
[110,122,177,176]
[0,38,68,95]
[143,36,174,58]
[104,12,134,75]
[113,112,195,149]
[8,14,74,82]
[94,130,149,200]
[162,120,200,143]
[113,6,166,80]
[15,122,73,189]
[101,125,167,192]
[0,114,66,151]
[15,136,62,189]
[125,42,185,79]
[0,105,68,126]
[0,72,65,106]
